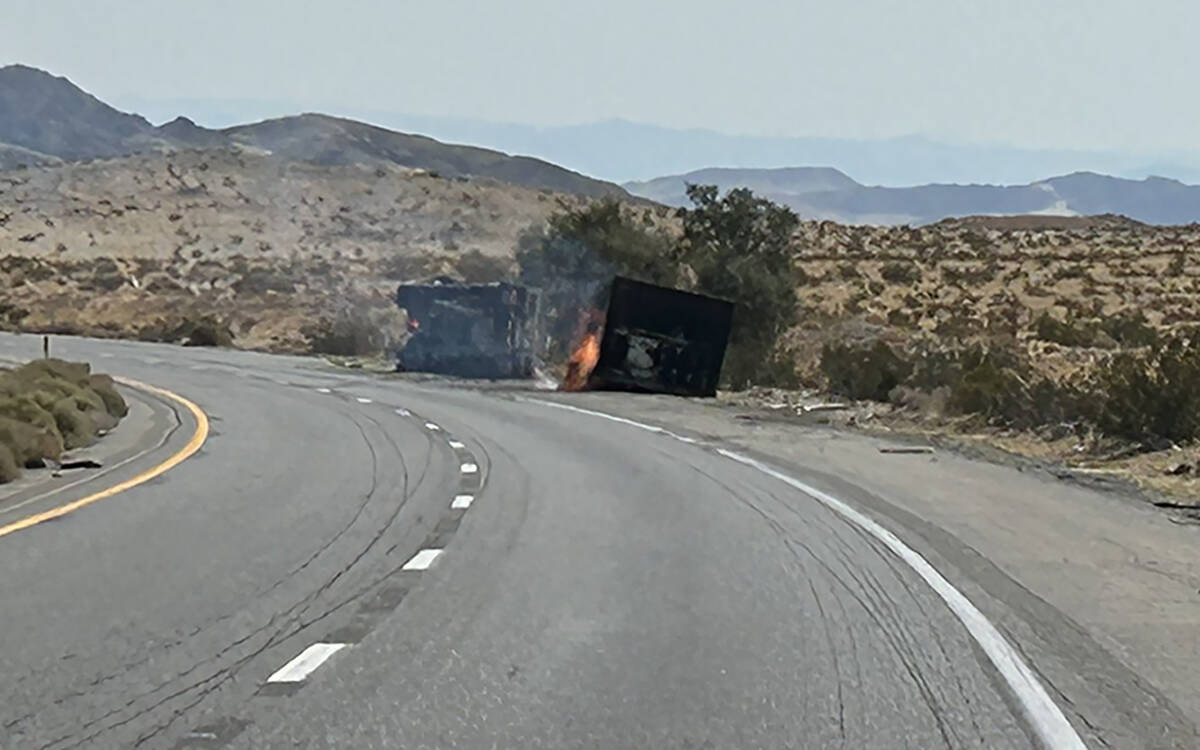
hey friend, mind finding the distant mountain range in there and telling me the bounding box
[5,65,1200,226]
[110,96,1200,188]
[0,65,627,199]
[624,167,1200,226]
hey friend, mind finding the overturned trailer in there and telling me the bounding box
[588,277,733,397]
[395,279,539,379]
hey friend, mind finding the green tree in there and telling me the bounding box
[676,184,801,388]
[516,200,676,358]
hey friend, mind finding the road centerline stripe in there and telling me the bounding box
[266,643,347,683]
[402,548,444,570]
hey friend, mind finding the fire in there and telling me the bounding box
[561,309,604,392]
[562,332,600,391]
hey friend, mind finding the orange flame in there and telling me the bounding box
[561,309,604,392]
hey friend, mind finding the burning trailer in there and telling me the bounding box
[568,277,734,397]
[395,279,539,379]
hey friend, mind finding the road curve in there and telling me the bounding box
[0,334,1090,749]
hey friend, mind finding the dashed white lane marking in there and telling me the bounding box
[460,463,479,474]
[266,643,348,683]
[315,387,331,394]
[451,494,474,509]
[524,398,1087,750]
[425,422,441,431]
[448,440,465,449]
[396,408,411,416]
[99,352,114,358]
[356,397,373,404]
[402,548,444,571]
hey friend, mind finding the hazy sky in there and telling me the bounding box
[5,0,1197,154]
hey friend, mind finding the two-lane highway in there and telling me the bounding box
[0,334,1102,748]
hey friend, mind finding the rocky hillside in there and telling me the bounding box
[0,65,628,199]
[626,166,1200,226]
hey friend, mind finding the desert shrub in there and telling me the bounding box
[88,374,128,417]
[0,443,19,483]
[18,358,91,386]
[233,268,295,295]
[182,316,234,347]
[0,395,63,453]
[820,340,911,401]
[381,253,440,282]
[139,315,234,347]
[1100,309,1158,348]
[1089,337,1200,445]
[880,261,921,285]
[1053,264,1086,280]
[305,306,394,356]
[51,397,97,449]
[0,415,60,466]
[18,373,106,414]
[1033,312,1099,347]
[454,249,513,283]
[947,358,1028,424]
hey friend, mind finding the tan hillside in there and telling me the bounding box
[0,148,650,350]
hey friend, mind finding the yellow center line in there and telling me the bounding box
[0,376,209,538]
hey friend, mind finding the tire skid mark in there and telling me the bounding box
[39,397,420,749]
[170,394,489,749]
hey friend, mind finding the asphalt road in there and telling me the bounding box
[0,333,1121,748]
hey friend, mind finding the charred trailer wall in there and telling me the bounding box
[395,281,539,379]
[588,277,733,397]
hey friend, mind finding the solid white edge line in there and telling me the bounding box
[266,642,347,683]
[523,398,1087,750]
[460,463,479,474]
[402,548,444,571]
[451,494,474,509]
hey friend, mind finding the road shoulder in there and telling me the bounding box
[543,390,1200,748]
[0,382,180,522]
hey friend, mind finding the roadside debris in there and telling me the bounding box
[878,446,935,455]
[1164,463,1194,476]
[803,403,850,413]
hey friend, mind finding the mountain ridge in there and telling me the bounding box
[625,167,1200,226]
[0,65,628,199]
